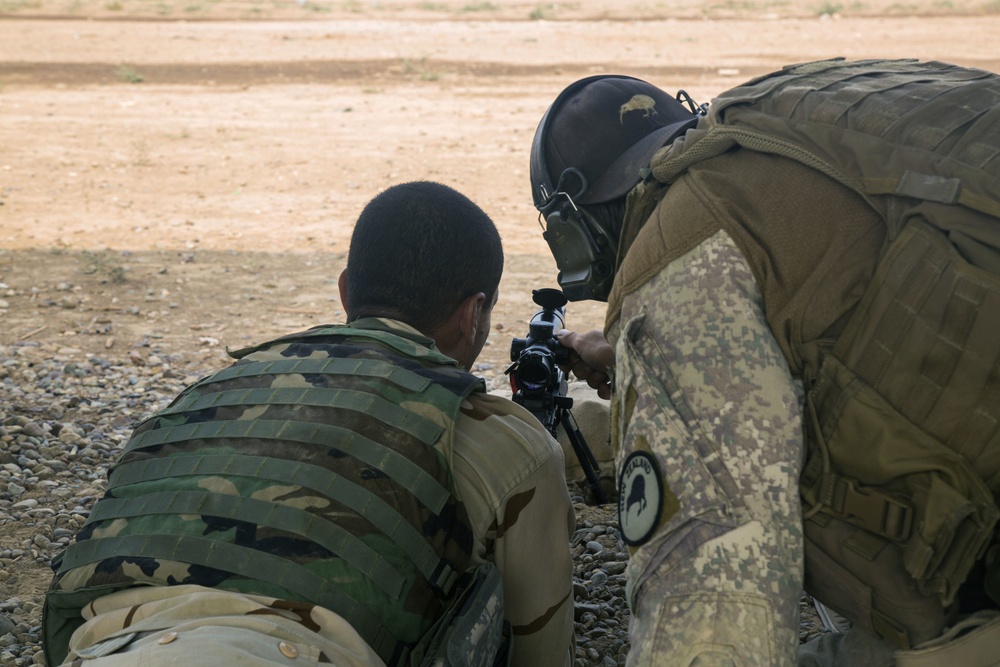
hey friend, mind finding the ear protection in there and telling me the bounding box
[529,76,628,303]
[533,166,619,302]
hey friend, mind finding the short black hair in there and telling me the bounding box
[343,181,503,332]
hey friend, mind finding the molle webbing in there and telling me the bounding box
[81,489,408,598]
[805,221,1000,597]
[172,356,434,400]
[154,388,444,451]
[102,455,455,590]
[117,415,449,512]
[840,223,1000,451]
[654,59,1000,230]
[50,330,482,667]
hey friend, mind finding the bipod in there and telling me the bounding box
[550,395,607,505]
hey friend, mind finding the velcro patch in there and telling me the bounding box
[618,451,664,546]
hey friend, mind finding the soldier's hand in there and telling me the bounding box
[555,329,614,400]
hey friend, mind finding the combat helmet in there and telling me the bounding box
[529,75,703,301]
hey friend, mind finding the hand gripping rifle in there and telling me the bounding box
[504,288,607,504]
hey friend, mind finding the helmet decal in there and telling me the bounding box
[619,95,658,123]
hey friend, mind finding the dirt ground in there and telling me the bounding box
[3,0,1000,377]
[1,0,999,643]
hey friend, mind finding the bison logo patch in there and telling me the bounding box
[618,450,663,546]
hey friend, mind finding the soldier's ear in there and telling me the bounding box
[457,292,487,346]
[427,292,486,370]
[338,270,349,316]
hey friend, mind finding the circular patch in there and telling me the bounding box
[618,451,663,546]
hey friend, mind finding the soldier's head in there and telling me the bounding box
[529,75,701,302]
[340,181,503,369]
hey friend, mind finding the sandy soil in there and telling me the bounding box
[3,0,1000,373]
[1,0,999,639]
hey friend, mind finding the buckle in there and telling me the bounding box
[832,477,913,542]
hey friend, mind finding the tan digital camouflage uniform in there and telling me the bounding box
[49,318,575,667]
[605,148,891,666]
[611,231,805,667]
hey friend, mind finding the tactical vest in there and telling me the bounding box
[611,59,1000,648]
[44,320,485,667]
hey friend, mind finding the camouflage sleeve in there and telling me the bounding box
[611,229,804,667]
[451,392,577,667]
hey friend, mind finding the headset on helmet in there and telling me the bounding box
[529,75,704,301]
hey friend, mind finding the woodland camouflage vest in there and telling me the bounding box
[44,320,484,666]
[628,59,1000,648]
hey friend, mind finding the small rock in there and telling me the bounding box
[589,570,609,586]
[21,423,46,439]
[604,561,627,575]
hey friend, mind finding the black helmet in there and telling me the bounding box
[530,75,700,210]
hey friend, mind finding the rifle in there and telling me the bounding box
[504,288,607,504]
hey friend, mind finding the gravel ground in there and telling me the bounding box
[0,340,828,666]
